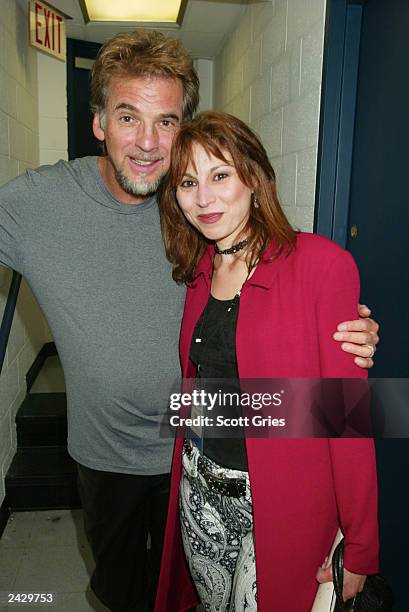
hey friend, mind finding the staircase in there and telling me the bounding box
[4,359,80,510]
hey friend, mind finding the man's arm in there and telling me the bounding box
[334,304,379,369]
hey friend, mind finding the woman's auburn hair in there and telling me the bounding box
[159,111,296,284]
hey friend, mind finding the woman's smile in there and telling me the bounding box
[197,212,224,224]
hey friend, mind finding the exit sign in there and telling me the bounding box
[29,0,67,61]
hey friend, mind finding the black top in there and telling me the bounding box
[189,294,248,471]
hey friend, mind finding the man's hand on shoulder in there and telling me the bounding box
[334,304,379,369]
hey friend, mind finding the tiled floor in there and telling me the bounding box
[0,510,109,611]
[0,511,203,611]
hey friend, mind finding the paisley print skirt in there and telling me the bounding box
[179,443,257,611]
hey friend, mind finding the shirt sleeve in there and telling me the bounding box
[316,249,379,574]
[0,171,35,273]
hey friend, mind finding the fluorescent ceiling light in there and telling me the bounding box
[79,0,187,25]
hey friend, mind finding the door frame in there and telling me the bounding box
[66,38,102,160]
[314,0,365,247]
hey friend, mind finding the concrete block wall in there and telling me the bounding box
[214,0,326,231]
[37,53,68,166]
[194,59,214,111]
[0,0,49,504]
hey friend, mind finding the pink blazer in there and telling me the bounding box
[155,232,379,612]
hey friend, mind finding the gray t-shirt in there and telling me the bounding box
[0,156,185,474]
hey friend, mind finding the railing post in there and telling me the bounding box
[0,271,22,375]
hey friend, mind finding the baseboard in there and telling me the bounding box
[0,502,10,539]
[26,342,57,392]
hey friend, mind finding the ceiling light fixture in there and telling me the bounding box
[79,0,187,25]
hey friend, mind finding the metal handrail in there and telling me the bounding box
[0,271,22,375]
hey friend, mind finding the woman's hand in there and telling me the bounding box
[334,304,379,368]
[316,562,367,602]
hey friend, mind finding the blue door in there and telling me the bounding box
[346,0,409,376]
[67,38,101,159]
[317,0,409,607]
[346,3,408,607]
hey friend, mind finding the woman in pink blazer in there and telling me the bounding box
[155,112,379,611]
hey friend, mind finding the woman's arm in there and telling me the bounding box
[316,249,368,379]
[316,558,367,602]
[316,249,379,593]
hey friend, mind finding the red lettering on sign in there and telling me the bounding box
[35,2,42,44]
[56,15,62,54]
[44,9,51,49]
[31,1,64,56]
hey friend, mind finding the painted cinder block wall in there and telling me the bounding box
[37,52,68,167]
[214,0,326,231]
[0,0,48,505]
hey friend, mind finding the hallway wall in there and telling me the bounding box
[0,0,48,505]
[214,0,326,231]
[37,53,68,167]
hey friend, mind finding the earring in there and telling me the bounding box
[252,193,260,208]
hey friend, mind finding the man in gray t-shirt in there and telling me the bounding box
[0,30,378,612]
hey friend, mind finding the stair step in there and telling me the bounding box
[5,446,80,511]
[7,446,75,478]
[16,393,67,446]
[17,392,67,418]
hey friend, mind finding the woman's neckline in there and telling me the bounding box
[209,293,240,303]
